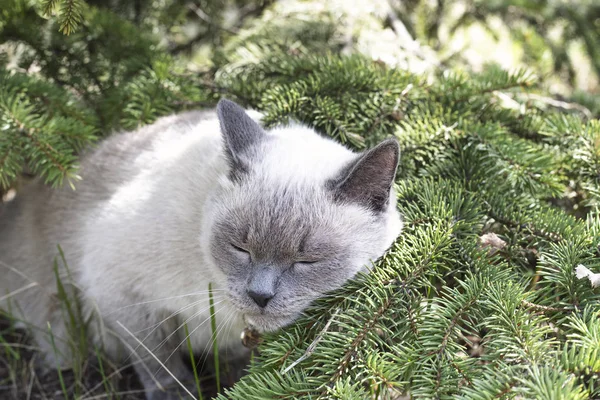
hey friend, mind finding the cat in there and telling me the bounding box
[0,99,403,399]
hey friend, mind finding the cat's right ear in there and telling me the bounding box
[329,139,399,213]
[217,98,265,179]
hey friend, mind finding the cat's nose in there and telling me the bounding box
[248,289,274,308]
[248,266,278,308]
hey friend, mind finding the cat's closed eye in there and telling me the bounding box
[231,243,251,260]
[293,260,319,271]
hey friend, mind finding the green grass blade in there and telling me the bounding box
[94,346,114,400]
[48,323,69,400]
[184,323,204,400]
[0,333,20,361]
[56,245,87,356]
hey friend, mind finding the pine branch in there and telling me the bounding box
[42,0,61,16]
[58,0,85,35]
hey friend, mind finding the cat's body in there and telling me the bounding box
[0,100,402,399]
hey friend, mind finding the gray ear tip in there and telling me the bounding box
[378,138,401,160]
[382,137,400,149]
[217,98,242,115]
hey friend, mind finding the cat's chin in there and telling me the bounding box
[243,313,298,333]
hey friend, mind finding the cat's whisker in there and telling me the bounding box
[109,324,166,393]
[136,293,225,334]
[163,305,233,367]
[123,299,227,366]
[117,321,196,399]
[108,290,226,314]
[0,259,59,302]
[198,308,237,373]
[0,282,39,302]
[0,259,34,282]
[220,309,240,367]
[151,299,227,355]
[133,298,206,334]
[199,308,235,356]
[82,355,145,398]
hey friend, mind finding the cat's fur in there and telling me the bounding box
[0,99,402,399]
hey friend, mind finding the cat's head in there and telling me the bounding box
[203,99,402,332]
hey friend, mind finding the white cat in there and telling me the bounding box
[0,99,402,399]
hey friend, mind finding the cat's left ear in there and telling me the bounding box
[330,139,399,212]
[217,98,265,177]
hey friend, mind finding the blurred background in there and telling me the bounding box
[2,0,599,115]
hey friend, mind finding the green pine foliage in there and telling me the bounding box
[42,0,86,35]
[1,0,599,399]
[0,69,97,188]
[0,0,215,189]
